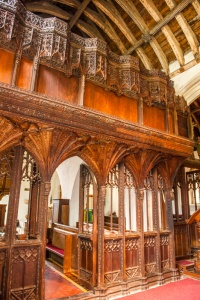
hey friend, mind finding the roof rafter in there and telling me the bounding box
[164,0,199,55]
[139,0,185,65]
[115,0,169,73]
[92,0,153,70]
[25,1,71,20]
[69,0,91,29]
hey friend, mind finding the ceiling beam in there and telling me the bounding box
[115,0,169,73]
[84,8,127,54]
[25,1,71,20]
[92,0,153,70]
[192,113,200,131]
[139,0,185,65]
[126,0,193,54]
[76,19,105,40]
[164,0,199,55]
[69,0,91,29]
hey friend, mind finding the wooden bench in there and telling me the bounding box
[46,223,78,274]
[176,260,195,274]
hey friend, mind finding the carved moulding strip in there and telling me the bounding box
[0,82,194,158]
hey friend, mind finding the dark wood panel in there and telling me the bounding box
[0,49,14,84]
[37,65,79,103]
[84,82,138,123]
[143,104,165,131]
[17,58,33,90]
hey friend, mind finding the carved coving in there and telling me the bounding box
[0,0,187,113]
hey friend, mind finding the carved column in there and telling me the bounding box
[39,181,51,299]
[152,168,161,274]
[136,188,145,277]
[97,185,106,287]
[6,145,24,244]
[118,163,125,280]
[165,189,176,269]
[6,145,24,298]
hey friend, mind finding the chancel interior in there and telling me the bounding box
[0,0,200,299]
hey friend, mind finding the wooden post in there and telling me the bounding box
[165,106,170,133]
[11,49,22,87]
[118,163,125,280]
[138,97,144,125]
[165,189,176,269]
[97,185,106,287]
[137,188,145,277]
[78,73,86,106]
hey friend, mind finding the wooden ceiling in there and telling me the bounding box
[23,0,200,136]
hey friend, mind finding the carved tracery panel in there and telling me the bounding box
[105,165,119,233]
[124,167,137,232]
[17,151,41,240]
[143,171,154,232]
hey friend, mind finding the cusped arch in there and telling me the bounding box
[80,139,129,185]
[156,156,185,190]
[125,149,165,188]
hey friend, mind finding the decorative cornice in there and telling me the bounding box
[0,0,188,110]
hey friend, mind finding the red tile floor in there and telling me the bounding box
[45,260,89,299]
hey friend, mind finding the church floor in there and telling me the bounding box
[45,260,90,299]
[45,258,200,300]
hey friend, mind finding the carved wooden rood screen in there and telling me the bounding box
[0,0,195,299]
